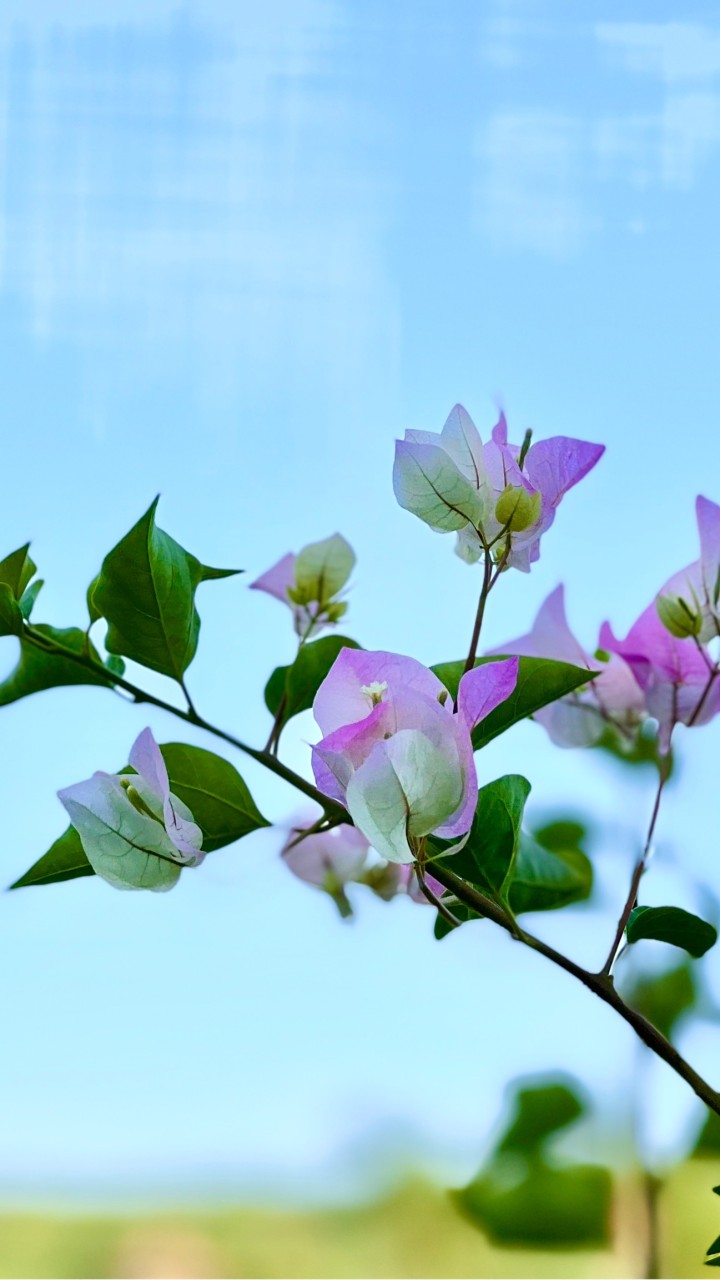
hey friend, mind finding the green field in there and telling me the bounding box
[1,1161,719,1279]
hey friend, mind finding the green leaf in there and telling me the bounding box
[90,497,239,682]
[264,635,361,723]
[10,826,93,889]
[626,906,718,958]
[452,1162,612,1248]
[159,743,269,851]
[0,626,118,706]
[434,774,530,898]
[452,1079,611,1248]
[430,656,592,750]
[19,579,43,620]
[0,544,36,599]
[508,833,593,915]
[0,583,23,637]
[620,962,696,1039]
[496,1083,584,1153]
[533,819,587,852]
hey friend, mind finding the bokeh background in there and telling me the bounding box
[2,0,720,1274]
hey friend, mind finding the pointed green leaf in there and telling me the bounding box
[264,635,361,723]
[0,584,23,637]
[433,774,530,898]
[90,498,240,682]
[708,1238,720,1258]
[508,832,593,915]
[431,656,593,750]
[626,905,718,958]
[159,743,269,851]
[10,826,93,889]
[0,625,117,706]
[0,544,36,599]
[19,579,43,620]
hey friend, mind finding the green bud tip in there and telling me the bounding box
[656,593,702,639]
[124,784,163,823]
[518,428,533,469]
[495,484,542,532]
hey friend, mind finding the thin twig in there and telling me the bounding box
[601,759,670,977]
[429,861,720,1119]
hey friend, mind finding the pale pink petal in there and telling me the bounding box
[524,437,605,509]
[128,728,170,802]
[533,699,605,748]
[698,496,720,612]
[282,823,369,888]
[163,795,204,860]
[601,604,717,750]
[249,552,296,604]
[491,411,508,445]
[489,586,589,669]
[313,648,446,736]
[457,657,519,732]
[400,865,447,904]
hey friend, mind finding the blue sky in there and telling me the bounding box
[1,0,720,1203]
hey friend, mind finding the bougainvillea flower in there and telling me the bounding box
[58,728,203,891]
[281,820,370,891]
[661,496,720,645]
[393,404,604,572]
[311,648,518,863]
[250,533,355,638]
[600,605,720,754]
[489,585,644,747]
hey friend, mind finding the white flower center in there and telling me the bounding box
[360,680,388,707]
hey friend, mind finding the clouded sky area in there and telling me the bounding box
[1,0,720,1204]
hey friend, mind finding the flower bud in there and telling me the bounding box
[656,593,702,639]
[495,484,541,532]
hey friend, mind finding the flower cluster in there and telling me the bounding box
[493,497,720,755]
[280,818,446,916]
[58,729,203,891]
[310,648,518,863]
[393,404,604,572]
[250,532,355,639]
